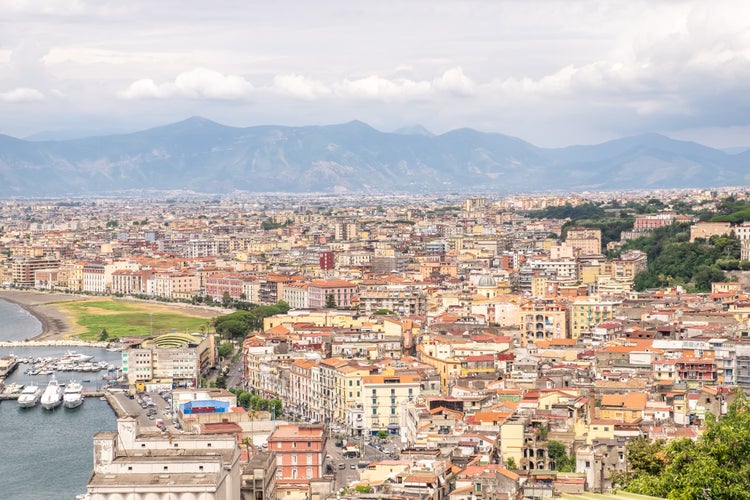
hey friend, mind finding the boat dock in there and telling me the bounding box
[0,390,107,401]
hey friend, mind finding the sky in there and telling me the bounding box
[1,0,750,148]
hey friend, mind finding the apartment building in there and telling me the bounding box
[362,373,421,435]
[147,271,200,300]
[205,272,252,301]
[11,255,60,286]
[564,227,602,255]
[267,424,327,500]
[82,262,106,293]
[517,299,569,345]
[569,297,621,339]
[111,269,149,295]
[358,283,427,316]
[307,279,356,309]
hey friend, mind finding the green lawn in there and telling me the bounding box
[63,300,213,341]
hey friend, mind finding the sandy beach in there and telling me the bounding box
[0,290,220,341]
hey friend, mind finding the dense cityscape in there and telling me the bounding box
[3,187,750,499]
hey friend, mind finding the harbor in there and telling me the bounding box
[0,387,108,401]
[0,350,121,393]
[0,312,122,500]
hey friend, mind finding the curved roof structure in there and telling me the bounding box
[142,332,203,348]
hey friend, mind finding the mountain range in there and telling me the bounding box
[0,117,748,197]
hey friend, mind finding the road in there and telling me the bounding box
[225,352,244,390]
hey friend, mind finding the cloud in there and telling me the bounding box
[0,87,44,102]
[273,74,331,99]
[335,75,432,101]
[118,67,253,100]
[432,67,475,96]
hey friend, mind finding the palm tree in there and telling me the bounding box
[248,408,258,451]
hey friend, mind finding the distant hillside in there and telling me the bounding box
[0,117,748,196]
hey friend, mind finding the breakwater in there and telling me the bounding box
[0,340,111,348]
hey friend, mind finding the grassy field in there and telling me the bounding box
[61,299,215,341]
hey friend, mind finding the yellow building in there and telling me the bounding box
[517,299,569,346]
[336,363,374,424]
[569,297,620,339]
[361,373,421,435]
[499,415,525,467]
[597,392,647,424]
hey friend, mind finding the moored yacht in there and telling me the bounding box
[60,350,94,363]
[63,380,85,409]
[17,384,42,408]
[40,375,63,410]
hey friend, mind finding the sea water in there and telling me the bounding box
[0,299,118,499]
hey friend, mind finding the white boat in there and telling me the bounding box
[40,375,63,410]
[17,384,42,408]
[63,380,85,409]
[60,351,94,363]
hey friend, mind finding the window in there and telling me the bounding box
[307,441,311,448]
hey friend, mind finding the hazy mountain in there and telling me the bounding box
[0,117,748,197]
[392,125,435,137]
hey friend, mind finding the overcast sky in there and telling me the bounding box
[1,0,749,147]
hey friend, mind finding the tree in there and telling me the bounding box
[619,390,750,498]
[222,291,232,308]
[325,293,337,308]
[98,328,109,341]
[505,457,517,469]
[376,430,388,441]
[547,440,575,472]
[215,375,227,389]
[269,398,282,417]
[218,342,233,358]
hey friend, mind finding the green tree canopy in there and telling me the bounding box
[617,390,750,498]
[218,342,233,358]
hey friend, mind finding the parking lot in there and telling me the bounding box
[109,390,182,433]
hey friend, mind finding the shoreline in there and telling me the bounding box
[0,290,87,340]
[0,289,221,342]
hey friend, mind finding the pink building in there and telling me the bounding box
[307,279,356,309]
[267,424,327,494]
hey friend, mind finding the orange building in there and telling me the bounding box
[267,424,327,497]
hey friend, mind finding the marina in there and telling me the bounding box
[0,298,120,499]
